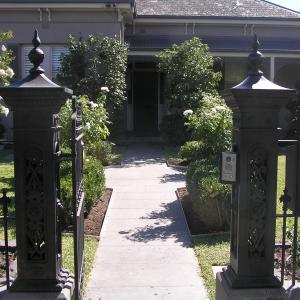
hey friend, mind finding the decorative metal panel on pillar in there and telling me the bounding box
[0,30,73,291]
[220,36,294,289]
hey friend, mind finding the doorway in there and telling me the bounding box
[133,71,158,136]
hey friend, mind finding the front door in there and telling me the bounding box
[133,71,158,136]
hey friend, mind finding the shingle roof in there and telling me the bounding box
[135,0,300,18]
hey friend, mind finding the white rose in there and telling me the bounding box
[0,69,6,77]
[5,67,14,78]
[183,109,193,116]
[86,122,91,130]
[90,101,98,109]
[3,107,9,116]
[1,45,6,52]
[101,86,109,93]
[215,105,226,111]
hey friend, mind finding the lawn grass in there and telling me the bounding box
[62,235,99,292]
[0,149,99,292]
[193,234,230,300]
[193,155,287,300]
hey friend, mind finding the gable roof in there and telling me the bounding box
[135,0,300,18]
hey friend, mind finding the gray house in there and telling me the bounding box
[1,0,300,137]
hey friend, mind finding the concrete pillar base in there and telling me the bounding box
[216,271,286,300]
[0,273,74,300]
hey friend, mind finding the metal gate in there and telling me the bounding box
[276,93,300,287]
[71,96,85,300]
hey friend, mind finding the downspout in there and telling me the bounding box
[38,8,42,22]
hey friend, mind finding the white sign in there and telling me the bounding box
[221,152,237,183]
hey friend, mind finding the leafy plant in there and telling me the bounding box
[60,94,109,158]
[57,35,128,135]
[180,93,232,161]
[158,37,221,113]
[159,113,190,146]
[60,157,105,223]
[186,159,231,233]
[0,31,14,115]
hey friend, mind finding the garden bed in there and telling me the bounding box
[177,187,229,235]
[84,188,112,236]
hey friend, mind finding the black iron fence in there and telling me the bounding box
[0,96,85,297]
[276,110,300,287]
[0,139,15,290]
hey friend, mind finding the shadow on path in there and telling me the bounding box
[122,143,166,167]
[118,201,191,247]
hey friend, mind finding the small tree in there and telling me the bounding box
[57,35,128,134]
[158,37,221,145]
[158,37,221,113]
[0,31,14,115]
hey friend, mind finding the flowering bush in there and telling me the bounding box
[60,92,109,152]
[180,93,232,233]
[0,31,14,115]
[180,93,232,162]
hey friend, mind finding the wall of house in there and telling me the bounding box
[0,10,124,43]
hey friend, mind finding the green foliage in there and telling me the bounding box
[60,157,105,223]
[180,93,232,161]
[0,31,14,114]
[181,94,232,232]
[60,95,109,156]
[57,35,128,134]
[158,37,221,113]
[159,113,190,146]
[186,159,231,232]
[88,140,113,166]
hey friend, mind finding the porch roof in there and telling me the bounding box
[126,35,300,53]
[135,0,300,19]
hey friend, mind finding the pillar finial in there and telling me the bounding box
[248,34,264,76]
[28,29,45,75]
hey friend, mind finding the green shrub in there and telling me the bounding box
[87,140,113,165]
[57,35,128,135]
[60,157,105,224]
[180,93,232,162]
[186,159,231,233]
[158,37,221,113]
[159,113,190,146]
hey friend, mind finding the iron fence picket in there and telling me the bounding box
[71,96,85,300]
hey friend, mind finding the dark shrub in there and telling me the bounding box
[159,114,190,146]
[185,159,231,233]
[60,156,105,225]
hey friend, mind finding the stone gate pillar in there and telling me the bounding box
[216,36,295,299]
[0,30,73,294]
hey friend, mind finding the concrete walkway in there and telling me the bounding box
[87,144,209,300]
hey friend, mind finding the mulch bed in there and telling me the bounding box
[166,159,188,168]
[84,188,112,236]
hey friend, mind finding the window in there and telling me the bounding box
[22,45,68,80]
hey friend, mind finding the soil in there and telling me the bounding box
[274,246,300,281]
[178,187,300,280]
[84,188,112,236]
[176,186,207,235]
[167,159,188,168]
[0,188,112,284]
